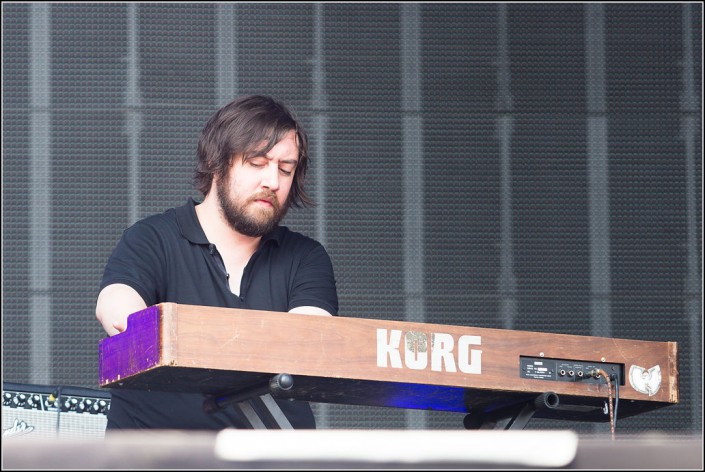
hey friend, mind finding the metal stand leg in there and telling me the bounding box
[203,373,294,429]
[463,391,560,430]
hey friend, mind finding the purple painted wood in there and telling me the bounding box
[99,305,162,385]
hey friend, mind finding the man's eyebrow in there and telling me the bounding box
[268,156,299,166]
[248,153,298,164]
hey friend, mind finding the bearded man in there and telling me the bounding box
[96,95,338,431]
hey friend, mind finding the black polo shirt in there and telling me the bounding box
[100,198,338,430]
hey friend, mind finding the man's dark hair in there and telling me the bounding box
[193,94,313,208]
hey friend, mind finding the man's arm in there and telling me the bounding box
[287,242,338,316]
[289,306,332,316]
[96,283,148,336]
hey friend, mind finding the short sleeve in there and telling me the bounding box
[99,221,165,307]
[288,243,338,315]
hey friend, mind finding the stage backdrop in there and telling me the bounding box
[2,3,701,435]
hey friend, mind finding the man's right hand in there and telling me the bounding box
[96,283,147,336]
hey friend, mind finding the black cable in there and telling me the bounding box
[611,373,619,429]
[53,385,62,438]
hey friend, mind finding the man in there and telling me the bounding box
[96,94,338,430]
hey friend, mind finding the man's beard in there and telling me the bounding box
[217,180,289,237]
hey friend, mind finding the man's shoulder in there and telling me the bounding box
[122,204,186,243]
[274,225,321,248]
[131,207,178,230]
[130,199,194,229]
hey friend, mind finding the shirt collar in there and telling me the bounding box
[176,197,283,247]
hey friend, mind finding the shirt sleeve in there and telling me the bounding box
[288,243,339,316]
[99,221,164,307]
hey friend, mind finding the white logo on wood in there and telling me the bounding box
[629,365,661,396]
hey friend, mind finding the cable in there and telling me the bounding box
[587,368,615,441]
[51,386,63,439]
[611,373,619,430]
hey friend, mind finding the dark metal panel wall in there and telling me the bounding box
[50,4,130,386]
[3,3,32,384]
[604,4,701,433]
[2,3,701,434]
[423,4,502,333]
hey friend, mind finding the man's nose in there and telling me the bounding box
[261,163,280,191]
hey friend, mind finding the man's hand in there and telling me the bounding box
[96,284,147,336]
[112,319,127,334]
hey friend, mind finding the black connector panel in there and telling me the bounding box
[520,356,624,385]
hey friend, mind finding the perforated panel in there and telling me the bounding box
[2,3,701,434]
